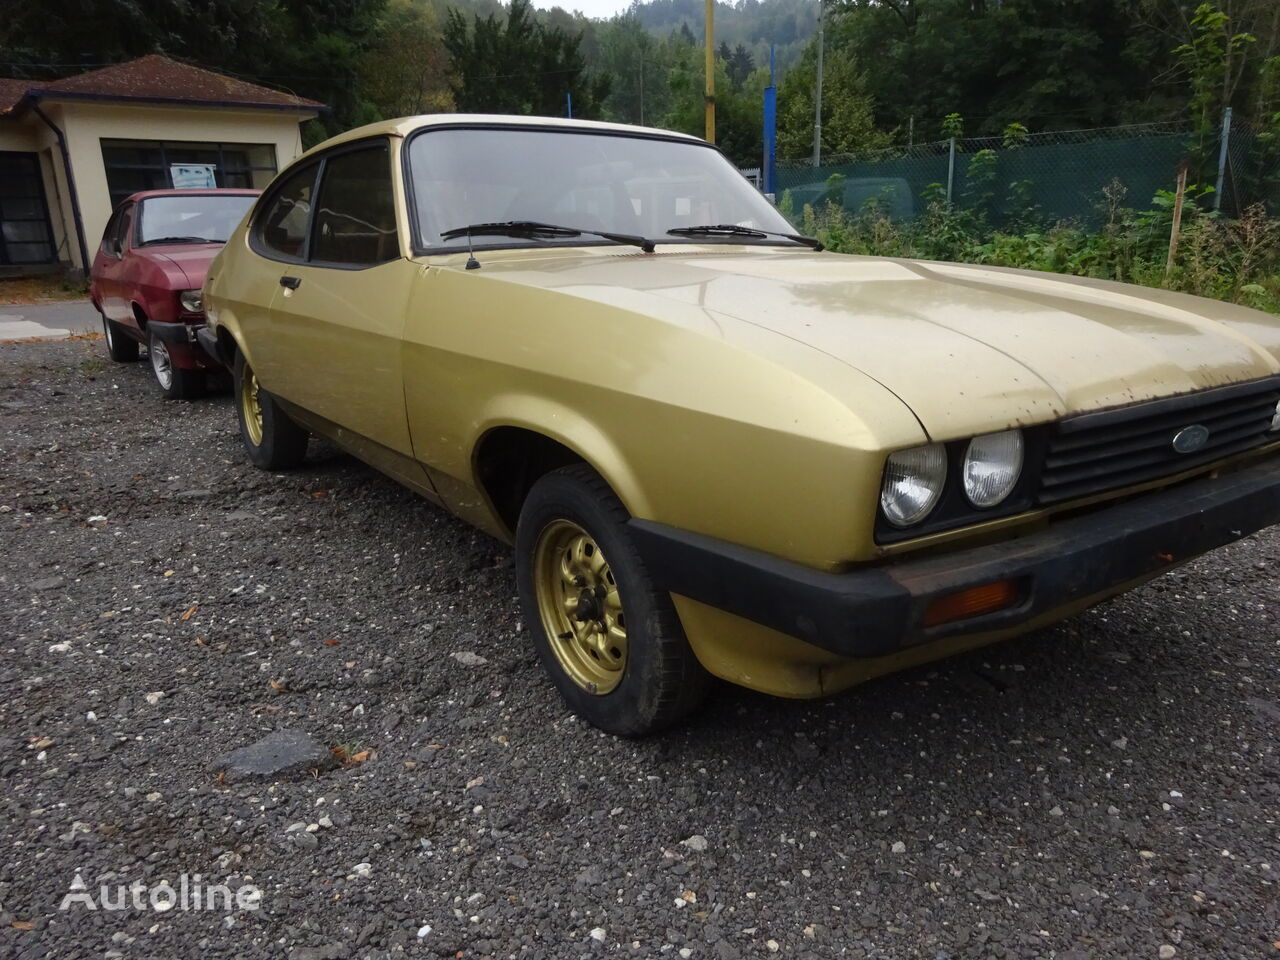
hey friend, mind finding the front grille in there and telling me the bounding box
[1037,376,1280,505]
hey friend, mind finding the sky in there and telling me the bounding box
[528,0,635,19]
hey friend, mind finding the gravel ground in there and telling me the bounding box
[2,339,1278,960]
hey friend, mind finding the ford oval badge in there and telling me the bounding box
[1172,424,1210,454]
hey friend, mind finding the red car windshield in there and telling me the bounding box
[136,195,255,246]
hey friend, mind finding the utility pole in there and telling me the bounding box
[1213,106,1232,213]
[705,0,716,143]
[812,0,824,166]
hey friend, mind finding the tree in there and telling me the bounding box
[443,0,609,118]
[361,1,453,118]
[776,38,888,158]
[0,0,389,139]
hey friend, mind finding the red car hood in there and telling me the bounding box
[136,244,221,287]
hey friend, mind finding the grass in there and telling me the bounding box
[0,275,91,306]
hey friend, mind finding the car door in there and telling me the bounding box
[257,138,417,458]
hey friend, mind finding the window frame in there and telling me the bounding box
[307,139,400,271]
[250,136,400,272]
[249,160,322,266]
[399,121,791,257]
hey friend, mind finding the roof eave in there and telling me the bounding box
[29,89,327,114]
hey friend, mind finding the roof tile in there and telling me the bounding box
[0,54,323,116]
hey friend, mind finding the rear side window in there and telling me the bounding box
[256,163,318,259]
[101,205,132,255]
[310,144,398,266]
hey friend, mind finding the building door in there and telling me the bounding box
[0,152,56,266]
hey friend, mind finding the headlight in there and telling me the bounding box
[178,289,203,313]
[962,430,1024,507]
[880,443,947,527]
[1271,398,1280,431]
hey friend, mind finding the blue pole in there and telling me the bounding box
[566,92,573,118]
[762,45,776,196]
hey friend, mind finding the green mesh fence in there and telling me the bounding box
[775,120,1278,228]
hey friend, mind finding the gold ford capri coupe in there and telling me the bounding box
[201,115,1280,735]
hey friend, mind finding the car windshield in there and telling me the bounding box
[406,127,794,249]
[136,194,255,245]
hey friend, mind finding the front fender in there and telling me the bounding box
[471,395,653,519]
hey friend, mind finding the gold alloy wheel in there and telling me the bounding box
[241,366,264,446]
[533,519,628,695]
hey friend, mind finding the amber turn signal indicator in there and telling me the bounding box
[923,579,1020,628]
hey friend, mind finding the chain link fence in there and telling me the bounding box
[775,119,1279,229]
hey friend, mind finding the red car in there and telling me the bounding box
[90,189,258,398]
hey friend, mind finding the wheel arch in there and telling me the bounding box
[470,416,648,538]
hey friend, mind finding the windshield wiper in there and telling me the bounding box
[440,220,655,254]
[666,223,823,251]
[138,236,222,246]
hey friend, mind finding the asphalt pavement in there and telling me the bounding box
[0,300,99,340]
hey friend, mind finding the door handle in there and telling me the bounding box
[279,275,302,290]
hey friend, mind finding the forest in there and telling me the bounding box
[3,0,1277,308]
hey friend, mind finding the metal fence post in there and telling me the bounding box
[946,137,957,203]
[1214,106,1232,213]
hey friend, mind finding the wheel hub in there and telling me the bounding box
[532,520,628,695]
[240,366,264,446]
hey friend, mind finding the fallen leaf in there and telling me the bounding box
[269,678,288,692]
[194,637,207,646]
[350,749,372,764]
[164,570,175,577]
[310,490,328,499]
[180,604,197,621]
[323,639,340,646]
[11,920,34,930]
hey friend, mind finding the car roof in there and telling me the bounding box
[299,114,706,159]
[123,188,261,203]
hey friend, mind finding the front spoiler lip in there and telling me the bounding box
[628,453,1280,658]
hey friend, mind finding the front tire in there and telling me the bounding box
[148,329,204,400]
[102,313,138,362]
[515,464,709,736]
[233,351,308,469]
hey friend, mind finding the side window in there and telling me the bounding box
[101,205,131,256]
[255,163,318,260]
[117,209,133,252]
[100,208,122,254]
[310,143,398,266]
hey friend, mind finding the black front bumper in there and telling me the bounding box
[629,455,1280,659]
[150,320,201,345]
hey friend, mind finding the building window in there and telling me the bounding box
[100,140,277,208]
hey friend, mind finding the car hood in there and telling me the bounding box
[483,248,1280,439]
[136,245,220,288]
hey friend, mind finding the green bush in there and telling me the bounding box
[797,188,1280,315]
